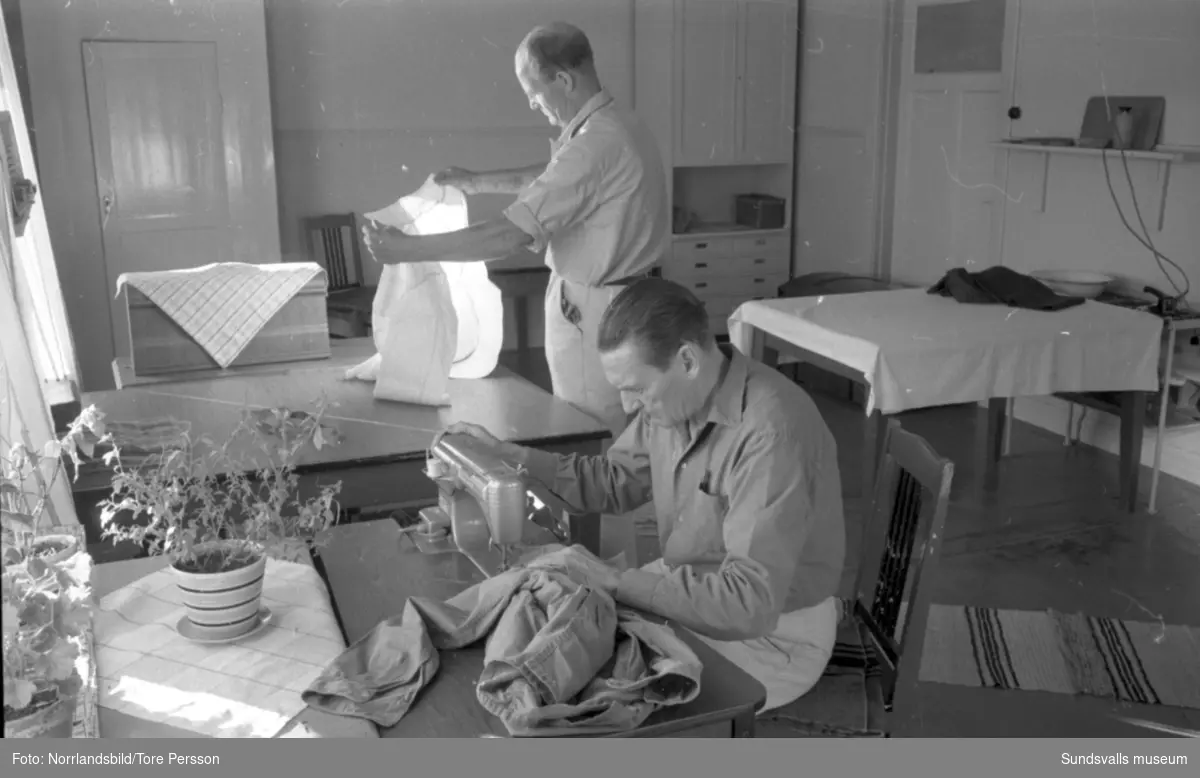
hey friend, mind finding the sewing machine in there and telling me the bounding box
[414,433,567,578]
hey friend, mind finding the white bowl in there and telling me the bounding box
[1030,270,1114,299]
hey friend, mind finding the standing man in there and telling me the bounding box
[362,22,669,563]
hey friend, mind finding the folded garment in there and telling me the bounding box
[301,545,702,736]
[928,266,1085,311]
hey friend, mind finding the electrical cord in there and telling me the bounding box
[1100,146,1192,310]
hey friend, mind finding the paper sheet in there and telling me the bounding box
[345,181,504,405]
[94,559,346,739]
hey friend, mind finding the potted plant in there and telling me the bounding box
[3,552,92,738]
[97,403,343,642]
[2,405,109,572]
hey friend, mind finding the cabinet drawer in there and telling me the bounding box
[673,236,736,263]
[668,250,789,280]
[678,272,787,300]
[733,234,789,255]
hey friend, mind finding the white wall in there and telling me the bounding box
[267,0,637,351]
[997,0,1200,487]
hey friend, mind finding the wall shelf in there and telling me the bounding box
[991,141,1200,231]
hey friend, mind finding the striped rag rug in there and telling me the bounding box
[918,605,1200,710]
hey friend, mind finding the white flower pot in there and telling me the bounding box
[172,542,267,642]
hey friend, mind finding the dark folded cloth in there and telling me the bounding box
[927,266,1085,311]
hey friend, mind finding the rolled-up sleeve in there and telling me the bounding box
[615,429,814,641]
[516,417,652,516]
[503,138,608,254]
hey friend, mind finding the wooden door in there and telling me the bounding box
[673,0,740,166]
[83,41,232,362]
[736,0,798,164]
[888,0,1018,286]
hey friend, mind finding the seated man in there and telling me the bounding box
[440,278,845,713]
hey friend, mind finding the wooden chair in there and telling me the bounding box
[757,418,954,737]
[303,213,374,338]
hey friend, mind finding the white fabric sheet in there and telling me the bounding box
[345,181,504,405]
[728,289,1162,415]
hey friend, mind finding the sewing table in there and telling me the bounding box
[317,518,767,737]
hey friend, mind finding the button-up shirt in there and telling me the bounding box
[503,89,669,287]
[517,346,846,642]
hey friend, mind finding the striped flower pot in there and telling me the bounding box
[4,694,75,738]
[172,543,267,642]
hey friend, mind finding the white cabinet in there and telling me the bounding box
[664,231,790,335]
[672,0,798,167]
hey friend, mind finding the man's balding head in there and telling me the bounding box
[513,22,603,128]
[517,22,597,81]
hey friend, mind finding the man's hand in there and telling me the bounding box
[523,545,622,594]
[430,167,477,195]
[359,218,406,265]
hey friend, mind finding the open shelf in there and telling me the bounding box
[992,140,1200,230]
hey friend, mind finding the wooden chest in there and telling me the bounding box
[125,275,332,377]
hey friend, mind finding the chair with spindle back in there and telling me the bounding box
[757,418,954,737]
[302,213,374,338]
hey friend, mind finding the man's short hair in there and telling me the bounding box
[597,278,714,370]
[520,22,595,80]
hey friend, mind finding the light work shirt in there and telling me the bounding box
[503,89,668,287]
[516,346,847,642]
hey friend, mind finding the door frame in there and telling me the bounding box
[872,0,1023,281]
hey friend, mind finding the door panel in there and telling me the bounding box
[83,41,231,359]
[674,0,739,166]
[738,0,798,164]
[888,0,1015,286]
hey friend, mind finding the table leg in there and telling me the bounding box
[731,710,756,738]
[983,398,1007,493]
[513,296,530,353]
[1118,391,1147,513]
[1148,328,1177,515]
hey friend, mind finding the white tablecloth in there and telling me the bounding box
[728,289,1162,415]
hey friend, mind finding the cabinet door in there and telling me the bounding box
[673,0,740,166]
[737,0,798,164]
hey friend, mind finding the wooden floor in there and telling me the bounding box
[498,348,1200,738]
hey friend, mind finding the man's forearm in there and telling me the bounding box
[508,444,651,517]
[377,218,533,265]
[471,163,548,195]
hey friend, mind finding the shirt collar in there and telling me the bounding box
[700,345,749,428]
[555,89,614,146]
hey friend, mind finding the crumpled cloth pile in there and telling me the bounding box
[301,545,703,736]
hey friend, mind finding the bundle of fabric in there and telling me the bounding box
[928,265,1085,311]
[301,545,703,736]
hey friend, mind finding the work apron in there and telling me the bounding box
[544,271,653,563]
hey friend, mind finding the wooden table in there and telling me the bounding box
[318,519,766,737]
[84,338,609,551]
[91,554,375,738]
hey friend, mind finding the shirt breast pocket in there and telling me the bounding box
[670,489,728,558]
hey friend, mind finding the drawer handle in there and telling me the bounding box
[694,262,708,269]
[753,278,765,283]
[753,258,766,264]
[695,242,709,250]
[694,282,708,289]
[754,238,767,246]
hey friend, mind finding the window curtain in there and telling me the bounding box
[1,156,78,529]
[0,6,78,394]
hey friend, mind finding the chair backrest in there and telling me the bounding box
[303,214,363,292]
[850,418,954,713]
